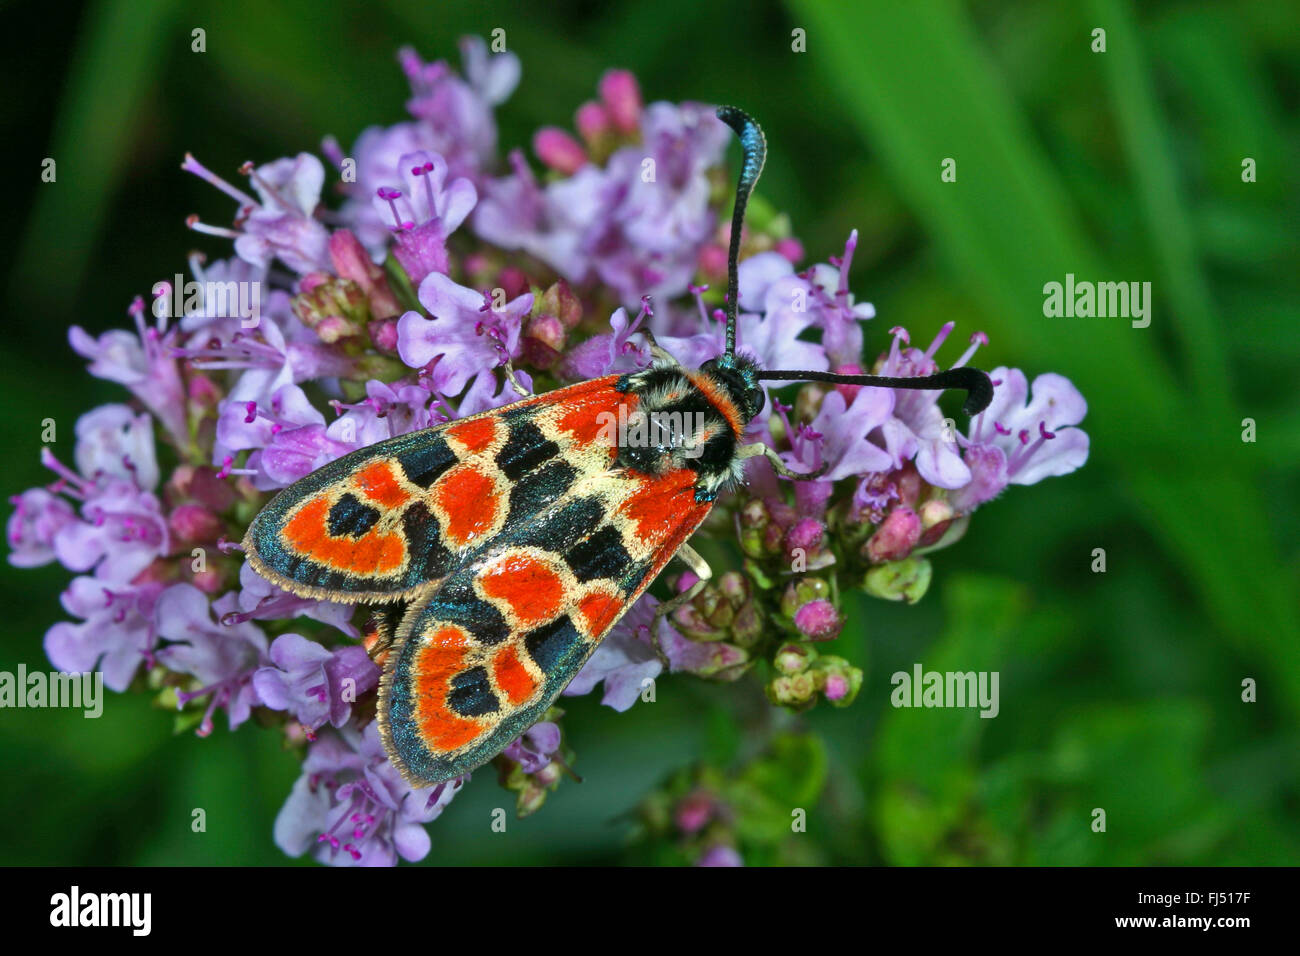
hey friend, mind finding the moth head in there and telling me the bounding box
[700,354,765,424]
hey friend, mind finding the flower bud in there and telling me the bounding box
[730,602,763,647]
[768,499,796,530]
[313,314,355,344]
[794,480,834,523]
[367,317,400,354]
[291,278,367,341]
[575,101,610,143]
[521,313,566,369]
[865,505,921,563]
[167,464,196,500]
[773,642,815,675]
[598,70,642,134]
[669,606,708,641]
[131,558,177,589]
[189,466,235,511]
[811,656,862,707]
[917,497,955,547]
[863,556,933,604]
[328,229,371,284]
[717,570,749,605]
[766,410,788,447]
[532,761,563,788]
[697,243,728,279]
[283,720,311,746]
[739,497,769,529]
[775,237,804,264]
[516,782,549,817]
[833,363,865,402]
[187,374,222,411]
[169,503,223,544]
[683,641,750,681]
[785,517,824,554]
[674,790,714,834]
[329,229,400,318]
[497,266,531,302]
[191,567,225,594]
[737,498,781,560]
[535,280,583,330]
[533,127,587,175]
[672,571,751,642]
[793,598,842,641]
[462,252,491,278]
[298,271,329,294]
[893,462,923,510]
[779,577,830,618]
[766,670,818,709]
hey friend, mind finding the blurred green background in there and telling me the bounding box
[3,0,1297,865]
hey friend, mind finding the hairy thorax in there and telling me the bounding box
[610,364,746,501]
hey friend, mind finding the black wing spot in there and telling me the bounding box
[512,495,604,553]
[500,401,538,421]
[497,420,560,481]
[427,575,511,645]
[565,525,633,583]
[447,666,500,717]
[400,501,453,584]
[524,615,583,673]
[327,493,381,538]
[398,437,455,488]
[508,459,576,519]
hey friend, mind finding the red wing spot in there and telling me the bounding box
[479,553,565,627]
[556,384,635,447]
[618,469,709,542]
[492,644,538,706]
[348,532,403,574]
[432,466,500,547]
[282,496,331,553]
[414,626,484,752]
[577,591,622,637]
[355,460,411,509]
[283,494,405,574]
[447,416,498,454]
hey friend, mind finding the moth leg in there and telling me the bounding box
[636,326,680,366]
[362,601,408,666]
[502,358,533,398]
[649,543,713,665]
[737,441,829,480]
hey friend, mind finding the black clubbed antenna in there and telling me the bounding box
[716,106,766,362]
[757,366,994,416]
[716,106,994,419]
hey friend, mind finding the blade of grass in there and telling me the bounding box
[9,0,181,315]
[1088,0,1231,421]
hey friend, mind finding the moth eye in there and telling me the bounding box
[752,388,766,416]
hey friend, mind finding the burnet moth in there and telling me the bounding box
[243,106,994,786]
